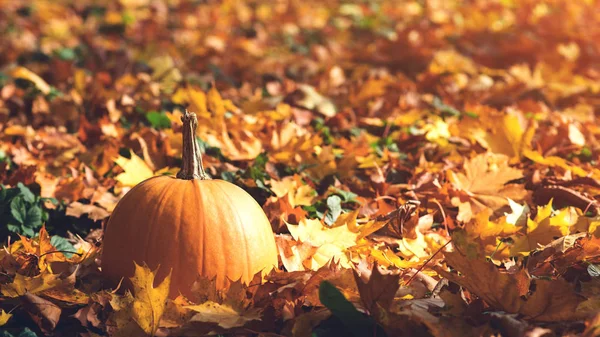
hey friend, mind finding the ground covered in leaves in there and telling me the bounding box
[1,0,600,336]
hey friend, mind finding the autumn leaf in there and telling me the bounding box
[1,273,63,298]
[114,151,154,187]
[448,153,527,221]
[185,302,262,329]
[510,203,578,256]
[436,247,589,321]
[11,66,52,95]
[0,310,12,326]
[130,263,172,335]
[285,217,359,270]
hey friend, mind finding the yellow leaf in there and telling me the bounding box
[11,67,51,94]
[511,203,578,256]
[1,273,62,298]
[355,79,389,102]
[148,55,182,94]
[130,263,172,336]
[269,176,316,207]
[0,310,12,326]
[186,301,262,329]
[207,86,227,117]
[108,291,146,337]
[114,151,154,187]
[523,149,592,178]
[286,218,359,270]
[429,50,478,75]
[423,118,450,145]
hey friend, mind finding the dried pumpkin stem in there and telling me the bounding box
[177,110,210,180]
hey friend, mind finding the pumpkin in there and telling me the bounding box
[101,111,278,298]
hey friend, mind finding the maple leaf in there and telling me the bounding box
[66,201,110,221]
[286,217,359,270]
[130,262,172,335]
[1,273,62,298]
[448,152,527,221]
[353,262,400,312]
[510,203,578,256]
[436,247,589,321]
[114,151,154,187]
[108,291,146,337]
[269,175,316,208]
[0,310,12,326]
[185,302,262,329]
[524,149,600,179]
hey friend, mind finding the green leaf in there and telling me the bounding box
[0,187,7,203]
[7,223,21,234]
[50,236,76,258]
[23,206,43,231]
[325,195,342,226]
[17,183,35,203]
[21,226,35,238]
[10,197,26,224]
[54,48,76,61]
[146,111,172,129]
[334,189,357,203]
[318,281,376,337]
[18,328,38,337]
[431,96,461,117]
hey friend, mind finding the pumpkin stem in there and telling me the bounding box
[177,110,211,180]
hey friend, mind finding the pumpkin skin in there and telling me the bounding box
[101,111,278,299]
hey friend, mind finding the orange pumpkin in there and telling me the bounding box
[101,111,278,298]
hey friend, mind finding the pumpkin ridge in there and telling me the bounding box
[142,178,175,273]
[173,180,187,295]
[215,182,252,282]
[188,179,206,288]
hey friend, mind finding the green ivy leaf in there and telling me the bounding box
[50,236,76,258]
[10,197,26,224]
[7,223,21,234]
[24,206,43,231]
[17,182,36,203]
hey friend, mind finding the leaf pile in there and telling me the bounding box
[2,0,600,336]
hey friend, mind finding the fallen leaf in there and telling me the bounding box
[0,310,12,326]
[186,301,262,329]
[130,262,172,335]
[114,151,154,187]
[436,247,588,321]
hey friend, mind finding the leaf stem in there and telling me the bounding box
[177,110,210,180]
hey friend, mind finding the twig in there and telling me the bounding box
[405,239,452,286]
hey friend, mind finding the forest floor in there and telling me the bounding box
[1,0,600,336]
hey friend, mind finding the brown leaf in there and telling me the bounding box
[436,247,588,321]
[20,293,62,333]
[353,262,400,312]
